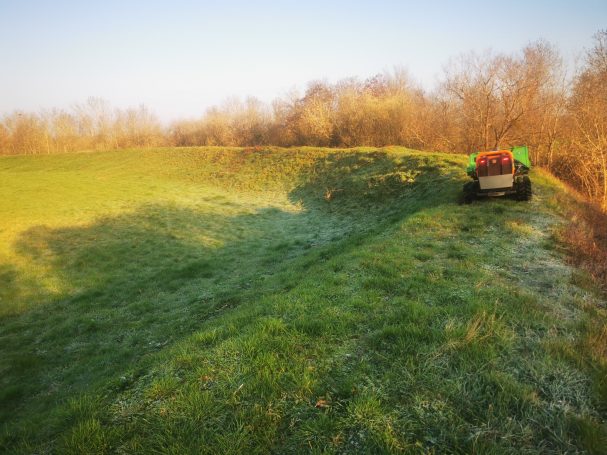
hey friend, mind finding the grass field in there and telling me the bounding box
[1,147,606,453]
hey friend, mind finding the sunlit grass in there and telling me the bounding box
[1,147,605,453]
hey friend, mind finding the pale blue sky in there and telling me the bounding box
[1,0,605,122]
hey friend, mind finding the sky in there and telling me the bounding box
[1,0,606,122]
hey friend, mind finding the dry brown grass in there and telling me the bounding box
[557,191,607,292]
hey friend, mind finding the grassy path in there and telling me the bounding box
[1,148,605,453]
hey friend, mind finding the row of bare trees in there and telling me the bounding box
[0,98,164,155]
[1,32,606,208]
[564,32,607,208]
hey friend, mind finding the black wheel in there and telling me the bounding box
[463,181,478,204]
[516,176,532,201]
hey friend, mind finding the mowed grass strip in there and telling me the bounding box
[0,147,605,454]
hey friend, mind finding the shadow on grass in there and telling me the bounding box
[0,149,464,447]
[291,151,447,207]
[1,205,314,422]
[0,264,50,315]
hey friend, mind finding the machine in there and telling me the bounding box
[463,145,532,202]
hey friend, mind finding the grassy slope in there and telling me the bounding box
[0,147,605,454]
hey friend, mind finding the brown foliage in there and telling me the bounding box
[558,194,607,291]
[0,98,165,154]
[563,31,607,210]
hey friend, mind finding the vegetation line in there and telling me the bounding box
[1,31,606,210]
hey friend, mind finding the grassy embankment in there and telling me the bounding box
[1,147,605,453]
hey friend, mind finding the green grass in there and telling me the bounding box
[1,147,606,454]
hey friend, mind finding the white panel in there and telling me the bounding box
[478,175,513,190]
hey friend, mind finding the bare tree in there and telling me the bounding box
[2,112,47,154]
[0,122,10,154]
[288,81,336,146]
[567,31,607,208]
